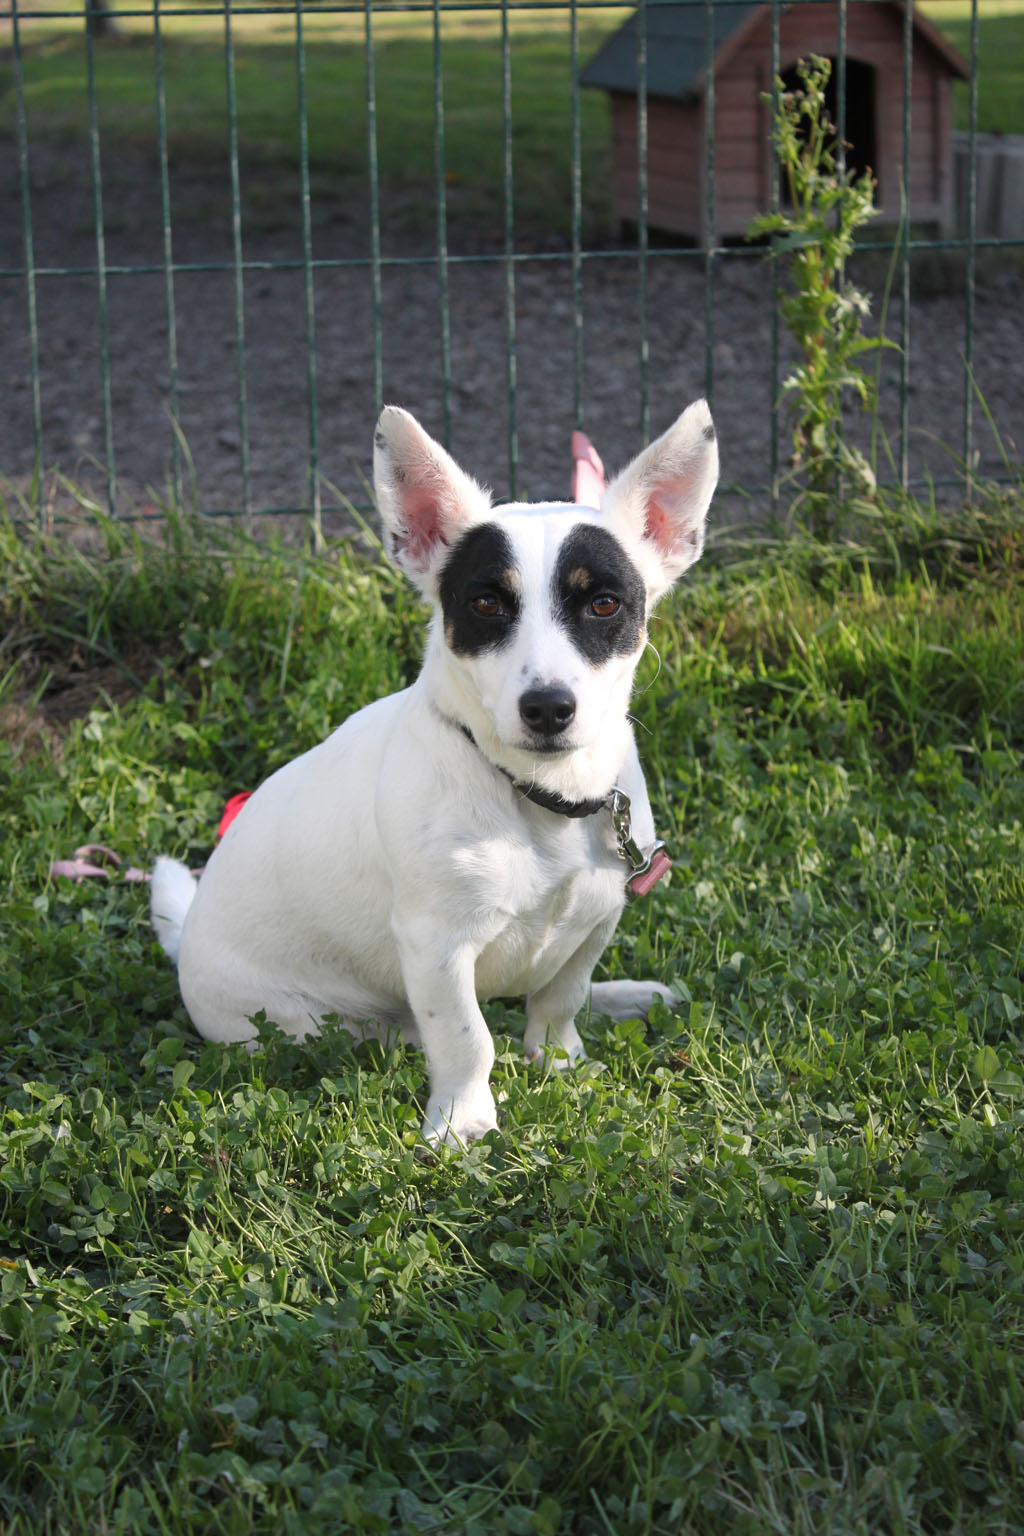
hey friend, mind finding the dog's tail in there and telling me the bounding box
[150,857,198,965]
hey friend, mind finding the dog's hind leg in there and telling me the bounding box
[177,943,340,1048]
[524,916,620,1069]
[588,980,678,1024]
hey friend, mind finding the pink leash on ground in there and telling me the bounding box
[48,804,248,886]
[49,844,152,884]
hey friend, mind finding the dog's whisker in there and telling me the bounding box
[635,638,663,694]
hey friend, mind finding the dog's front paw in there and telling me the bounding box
[422,1086,498,1148]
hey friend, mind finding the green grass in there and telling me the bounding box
[2,497,1024,1534]
[2,6,629,242]
[920,1,1024,135]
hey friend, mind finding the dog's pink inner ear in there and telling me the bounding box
[643,487,672,550]
[644,484,690,555]
[398,488,448,566]
[640,466,708,564]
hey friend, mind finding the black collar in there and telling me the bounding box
[452,721,611,819]
[433,709,672,898]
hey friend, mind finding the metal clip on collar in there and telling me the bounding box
[608,789,672,899]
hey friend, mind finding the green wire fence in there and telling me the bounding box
[3,0,1016,536]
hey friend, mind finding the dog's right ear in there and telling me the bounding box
[374,408,492,594]
[601,399,719,604]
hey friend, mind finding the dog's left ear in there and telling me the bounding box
[374,407,492,594]
[601,399,719,602]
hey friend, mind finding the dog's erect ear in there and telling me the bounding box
[601,399,718,602]
[374,407,492,593]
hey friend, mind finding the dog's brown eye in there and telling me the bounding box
[590,594,620,618]
[471,593,504,618]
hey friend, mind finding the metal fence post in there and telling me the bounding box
[295,0,322,543]
[11,0,43,522]
[964,0,980,498]
[84,0,117,515]
[223,0,253,529]
[432,0,453,452]
[702,0,715,408]
[501,0,518,499]
[153,0,182,511]
[570,0,584,433]
[365,0,383,423]
[768,0,780,521]
[899,0,913,492]
[636,0,649,447]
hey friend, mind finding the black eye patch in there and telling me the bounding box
[439,523,521,656]
[553,525,646,664]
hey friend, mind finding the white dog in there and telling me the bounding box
[151,401,718,1144]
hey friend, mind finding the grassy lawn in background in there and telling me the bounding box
[919,0,1024,134]
[1,495,1023,1534]
[1,6,630,241]
[2,2,1021,244]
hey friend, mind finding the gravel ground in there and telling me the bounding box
[3,147,1022,533]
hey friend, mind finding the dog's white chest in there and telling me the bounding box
[467,832,625,1001]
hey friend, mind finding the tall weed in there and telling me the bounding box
[750,56,894,539]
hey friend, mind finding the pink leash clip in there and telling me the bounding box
[627,847,673,899]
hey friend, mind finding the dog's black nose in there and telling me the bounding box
[519,686,576,737]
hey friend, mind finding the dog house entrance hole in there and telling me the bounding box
[780,58,878,184]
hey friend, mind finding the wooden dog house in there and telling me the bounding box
[581,1,968,241]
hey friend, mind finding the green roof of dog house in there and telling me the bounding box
[580,1,761,100]
[580,1,968,102]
